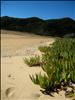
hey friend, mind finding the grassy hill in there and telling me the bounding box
[1,16,75,37]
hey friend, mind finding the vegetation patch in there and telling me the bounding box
[38,46,51,53]
[29,38,75,98]
[24,56,41,67]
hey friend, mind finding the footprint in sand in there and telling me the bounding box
[8,74,15,80]
[8,74,12,78]
[5,87,15,98]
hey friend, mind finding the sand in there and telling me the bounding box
[1,30,71,100]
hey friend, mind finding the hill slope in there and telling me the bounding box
[1,16,75,37]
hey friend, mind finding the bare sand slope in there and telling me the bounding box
[1,30,71,100]
[1,30,54,57]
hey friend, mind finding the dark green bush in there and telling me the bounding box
[24,56,41,67]
[30,38,75,94]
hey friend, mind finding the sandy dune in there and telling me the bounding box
[1,30,54,57]
[1,30,71,100]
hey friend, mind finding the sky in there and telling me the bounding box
[1,1,75,20]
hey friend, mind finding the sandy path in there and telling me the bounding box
[1,30,71,100]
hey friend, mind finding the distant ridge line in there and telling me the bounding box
[1,16,75,37]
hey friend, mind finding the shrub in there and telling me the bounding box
[24,56,41,67]
[30,38,75,95]
[38,46,51,53]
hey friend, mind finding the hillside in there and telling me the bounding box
[1,16,75,37]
